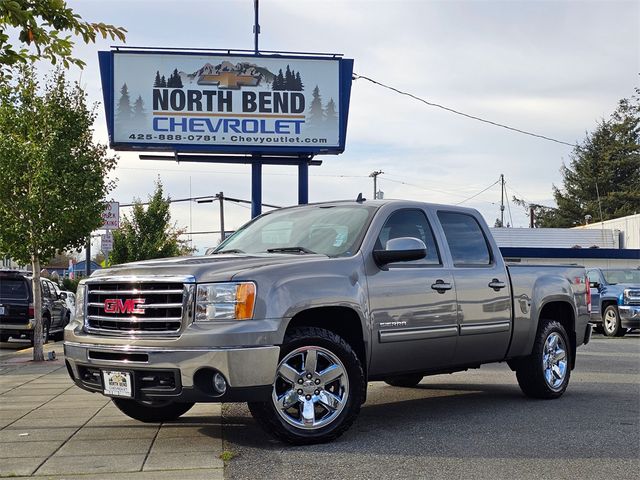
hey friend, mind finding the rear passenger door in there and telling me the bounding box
[436,211,512,365]
[368,208,459,377]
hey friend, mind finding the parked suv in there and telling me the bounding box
[587,268,640,337]
[0,270,70,344]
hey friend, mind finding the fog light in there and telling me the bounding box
[213,372,227,395]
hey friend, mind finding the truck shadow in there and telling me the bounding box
[217,381,639,459]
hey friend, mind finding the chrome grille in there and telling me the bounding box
[627,290,640,306]
[85,281,186,336]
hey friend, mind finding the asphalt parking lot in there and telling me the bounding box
[1,333,638,479]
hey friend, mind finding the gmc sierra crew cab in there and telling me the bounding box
[64,199,592,444]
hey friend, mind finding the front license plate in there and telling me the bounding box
[102,371,132,397]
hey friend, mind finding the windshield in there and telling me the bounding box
[214,205,377,257]
[602,269,640,285]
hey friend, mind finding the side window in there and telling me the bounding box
[438,211,492,266]
[376,209,441,265]
[587,271,600,285]
[41,281,50,299]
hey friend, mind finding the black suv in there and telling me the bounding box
[0,270,70,345]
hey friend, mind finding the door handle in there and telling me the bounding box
[431,279,452,293]
[488,279,506,291]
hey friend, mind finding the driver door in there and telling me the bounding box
[367,208,458,377]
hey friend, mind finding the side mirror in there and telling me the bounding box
[589,282,600,289]
[373,237,427,266]
[59,292,67,300]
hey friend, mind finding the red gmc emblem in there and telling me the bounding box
[104,298,146,315]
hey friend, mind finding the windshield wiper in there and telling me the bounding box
[266,247,316,254]
[213,249,245,254]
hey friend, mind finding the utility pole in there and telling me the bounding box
[369,170,384,199]
[529,205,535,228]
[500,174,505,227]
[218,192,225,241]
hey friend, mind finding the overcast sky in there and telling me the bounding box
[60,0,639,254]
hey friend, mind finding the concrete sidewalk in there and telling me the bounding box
[0,341,224,479]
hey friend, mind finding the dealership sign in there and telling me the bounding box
[98,50,354,155]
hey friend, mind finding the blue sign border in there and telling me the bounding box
[98,49,354,156]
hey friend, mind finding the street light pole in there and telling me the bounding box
[218,192,225,241]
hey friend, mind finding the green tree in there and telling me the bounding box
[0,0,126,74]
[0,66,117,361]
[110,181,194,264]
[514,91,640,228]
[542,91,640,227]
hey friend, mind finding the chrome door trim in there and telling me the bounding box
[459,321,511,336]
[379,325,458,343]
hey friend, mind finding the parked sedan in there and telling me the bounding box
[587,268,640,337]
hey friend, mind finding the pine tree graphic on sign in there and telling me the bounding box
[308,85,325,128]
[116,83,132,124]
[324,98,337,126]
[133,95,146,122]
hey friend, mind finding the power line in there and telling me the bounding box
[456,179,501,205]
[352,73,578,148]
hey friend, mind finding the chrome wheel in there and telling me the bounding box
[272,346,349,430]
[542,332,567,391]
[603,308,618,334]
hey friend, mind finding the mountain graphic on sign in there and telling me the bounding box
[178,62,276,89]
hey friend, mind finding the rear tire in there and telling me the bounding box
[30,320,49,347]
[602,305,626,337]
[112,398,194,423]
[515,319,571,399]
[248,327,365,445]
[384,374,424,388]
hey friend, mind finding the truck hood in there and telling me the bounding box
[88,253,330,283]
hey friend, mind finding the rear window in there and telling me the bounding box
[0,277,29,300]
[437,211,492,266]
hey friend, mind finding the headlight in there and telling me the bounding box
[619,289,631,306]
[73,283,86,326]
[195,282,256,322]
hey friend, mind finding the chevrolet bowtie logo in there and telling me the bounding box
[198,72,259,89]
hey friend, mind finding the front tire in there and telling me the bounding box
[384,374,424,388]
[248,327,365,445]
[112,398,194,423]
[602,305,626,337]
[515,319,571,399]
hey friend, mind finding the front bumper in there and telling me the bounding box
[618,305,640,329]
[64,341,279,403]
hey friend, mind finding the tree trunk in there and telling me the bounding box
[31,256,44,362]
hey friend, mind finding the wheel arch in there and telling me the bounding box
[285,306,368,378]
[537,301,576,369]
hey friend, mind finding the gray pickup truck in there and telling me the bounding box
[64,199,591,444]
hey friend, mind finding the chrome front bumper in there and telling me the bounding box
[619,305,640,328]
[64,341,280,402]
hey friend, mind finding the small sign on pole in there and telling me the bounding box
[101,231,114,253]
[101,202,120,230]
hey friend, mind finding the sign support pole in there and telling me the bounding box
[85,238,91,277]
[251,160,262,218]
[298,162,309,205]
